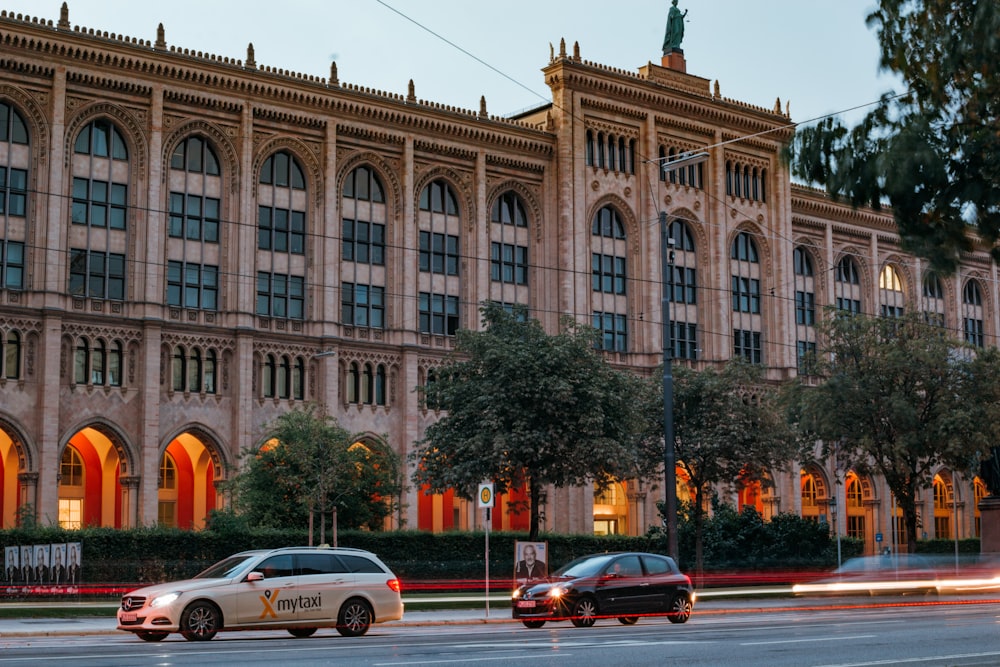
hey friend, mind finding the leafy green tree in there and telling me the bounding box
[227,404,402,544]
[413,303,652,540]
[788,1,1000,273]
[791,312,1000,552]
[640,359,797,574]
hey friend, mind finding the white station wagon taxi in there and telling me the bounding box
[117,546,403,641]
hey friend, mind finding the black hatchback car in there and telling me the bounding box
[511,551,694,628]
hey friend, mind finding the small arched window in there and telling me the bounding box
[730,232,759,263]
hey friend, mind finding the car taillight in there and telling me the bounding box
[386,578,401,593]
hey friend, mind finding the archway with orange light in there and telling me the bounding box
[157,429,225,530]
[57,424,135,529]
[0,417,33,528]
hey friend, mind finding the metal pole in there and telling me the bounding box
[484,507,490,618]
[659,211,678,563]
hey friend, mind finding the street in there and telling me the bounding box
[1,597,999,666]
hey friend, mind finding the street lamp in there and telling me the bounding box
[655,151,709,563]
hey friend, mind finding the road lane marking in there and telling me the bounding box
[812,652,1000,667]
[742,634,876,646]
[376,656,575,666]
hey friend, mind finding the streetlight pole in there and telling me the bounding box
[659,210,678,562]
[654,151,709,564]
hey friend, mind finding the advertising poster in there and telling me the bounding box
[514,540,548,584]
[3,546,17,583]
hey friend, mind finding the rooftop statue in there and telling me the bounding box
[662,0,688,55]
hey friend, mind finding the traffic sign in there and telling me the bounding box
[478,483,494,509]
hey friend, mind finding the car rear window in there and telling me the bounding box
[337,554,385,574]
[298,553,350,576]
[642,555,671,575]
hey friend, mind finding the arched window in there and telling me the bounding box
[933,475,952,539]
[375,364,387,406]
[731,232,762,364]
[2,329,21,379]
[342,164,384,203]
[845,475,865,541]
[70,119,130,301]
[204,349,217,394]
[292,356,304,400]
[418,179,461,336]
[362,363,374,404]
[591,206,628,352]
[60,447,84,487]
[879,264,905,318]
[168,135,221,246]
[278,355,291,399]
[1,101,30,279]
[667,219,698,360]
[263,354,276,398]
[585,130,595,166]
[159,453,177,490]
[835,256,863,315]
[963,279,985,347]
[257,151,307,321]
[172,346,185,391]
[347,362,359,404]
[186,348,202,393]
[793,247,817,373]
[74,337,89,385]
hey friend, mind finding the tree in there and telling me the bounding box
[413,303,651,540]
[640,359,797,575]
[227,404,402,544]
[788,1,1000,274]
[792,312,1000,553]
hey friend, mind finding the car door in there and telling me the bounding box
[235,554,299,626]
[295,553,355,623]
[639,554,678,611]
[595,555,646,615]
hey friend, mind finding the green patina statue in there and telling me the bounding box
[662,0,688,55]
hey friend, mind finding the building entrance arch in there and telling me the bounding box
[159,430,225,529]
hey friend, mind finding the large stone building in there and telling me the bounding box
[0,6,992,553]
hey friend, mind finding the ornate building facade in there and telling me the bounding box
[0,7,993,553]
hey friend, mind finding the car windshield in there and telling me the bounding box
[193,555,259,579]
[554,554,616,578]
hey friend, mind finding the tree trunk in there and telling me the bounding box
[529,479,540,541]
[319,508,326,545]
[694,485,705,586]
[308,508,314,547]
[332,505,338,548]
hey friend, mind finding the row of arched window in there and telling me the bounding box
[726,161,767,202]
[73,337,123,387]
[585,129,637,175]
[658,146,704,189]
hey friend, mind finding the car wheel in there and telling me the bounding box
[136,631,169,642]
[522,620,546,629]
[667,593,692,624]
[288,627,317,638]
[336,598,373,637]
[618,616,639,625]
[570,596,598,628]
[180,601,221,641]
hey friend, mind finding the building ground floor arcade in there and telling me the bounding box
[0,410,988,555]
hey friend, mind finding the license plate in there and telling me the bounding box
[120,612,137,623]
[516,600,536,608]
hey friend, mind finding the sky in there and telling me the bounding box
[2,0,900,128]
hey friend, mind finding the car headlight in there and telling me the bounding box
[548,586,566,599]
[512,588,522,599]
[149,592,181,609]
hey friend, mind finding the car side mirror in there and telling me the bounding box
[246,571,264,582]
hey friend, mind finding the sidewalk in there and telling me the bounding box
[0,588,797,638]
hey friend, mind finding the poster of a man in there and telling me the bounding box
[67,542,82,584]
[514,541,548,584]
[50,544,67,584]
[20,545,32,583]
[4,546,17,583]
[34,544,49,584]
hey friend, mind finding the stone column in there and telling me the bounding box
[979,496,1000,554]
[119,475,140,528]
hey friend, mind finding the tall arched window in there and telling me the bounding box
[342,165,387,329]
[418,179,461,335]
[921,271,945,327]
[257,150,307,320]
[263,354,276,398]
[490,190,530,311]
[2,329,21,379]
[794,247,816,374]
[1,101,29,292]
[74,337,89,385]
[879,264,905,318]
[963,279,985,347]
[845,474,865,542]
[835,256,862,315]
[70,118,129,301]
[731,231,762,364]
[591,206,628,352]
[933,475,951,539]
[667,218,698,360]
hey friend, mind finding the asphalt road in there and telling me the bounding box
[2,595,1000,666]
